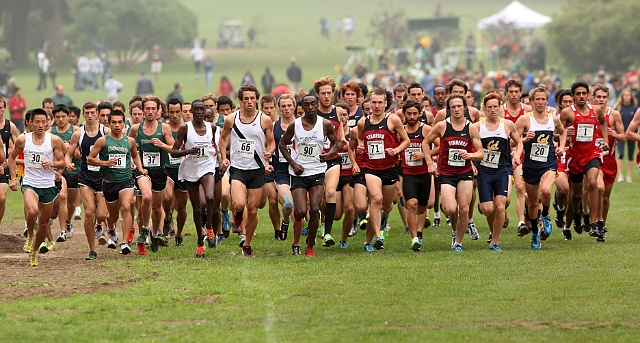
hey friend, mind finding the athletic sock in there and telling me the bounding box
[434,211,441,219]
[417,231,422,239]
[323,203,336,235]
[541,205,549,217]
[529,217,539,234]
[468,218,474,224]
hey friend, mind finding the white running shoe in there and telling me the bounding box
[73,206,82,220]
[56,230,67,242]
[107,239,116,249]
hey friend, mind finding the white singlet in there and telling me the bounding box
[178,121,217,182]
[23,132,56,188]
[229,110,266,170]
[288,116,327,177]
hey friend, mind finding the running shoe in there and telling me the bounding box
[411,237,421,251]
[452,244,463,252]
[107,239,116,249]
[555,209,565,228]
[158,233,169,246]
[487,232,493,244]
[517,222,529,237]
[94,223,104,241]
[359,218,368,231]
[573,213,583,234]
[364,242,374,252]
[29,252,38,267]
[380,228,387,242]
[232,224,242,234]
[433,217,441,227]
[175,236,183,246]
[305,248,315,257]
[292,244,301,255]
[38,241,49,254]
[373,236,384,250]
[468,222,479,240]
[150,236,159,253]
[207,229,217,249]
[137,243,147,255]
[137,227,149,245]
[451,230,457,247]
[56,230,67,242]
[222,211,231,231]
[338,241,347,249]
[552,192,559,211]
[322,233,335,247]
[348,224,358,237]
[107,229,118,243]
[97,234,107,245]
[588,223,599,237]
[168,229,175,239]
[195,245,205,258]
[596,220,605,237]
[73,206,82,220]
[238,235,246,248]
[120,243,131,255]
[446,216,451,226]
[233,211,243,228]
[162,216,172,237]
[403,227,410,235]
[128,227,135,244]
[381,213,389,232]
[424,218,431,228]
[582,213,590,231]
[596,234,606,243]
[217,234,224,245]
[48,242,56,251]
[242,245,255,258]
[489,244,502,252]
[418,237,423,246]
[503,213,510,229]
[301,228,308,236]
[85,250,98,260]
[65,222,74,239]
[317,223,324,238]
[531,233,541,249]
[273,230,281,241]
[23,223,28,238]
[562,229,572,241]
[279,220,289,241]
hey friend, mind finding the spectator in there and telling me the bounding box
[8,87,26,132]
[135,71,154,95]
[6,77,16,98]
[354,59,367,79]
[88,53,103,91]
[150,44,163,81]
[51,85,73,106]
[190,42,205,80]
[431,37,441,70]
[241,71,255,86]
[100,52,110,88]
[48,56,57,88]
[77,53,90,91]
[248,26,256,48]
[216,76,234,98]
[166,82,184,104]
[261,67,275,95]
[104,75,123,102]
[2,57,14,78]
[465,33,475,72]
[203,55,213,88]
[339,69,350,87]
[286,58,302,92]
[343,16,354,38]
[36,52,49,91]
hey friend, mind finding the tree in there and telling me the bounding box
[65,0,197,68]
[369,8,408,49]
[547,0,640,72]
[1,0,32,66]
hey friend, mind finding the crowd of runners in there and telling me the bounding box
[2,74,639,266]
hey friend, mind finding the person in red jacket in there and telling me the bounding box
[9,87,26,133]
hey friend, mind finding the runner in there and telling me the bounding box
[258,94,282,240]
[219,84,275,257]
[401,100,434,251]
[560,81,609,239]
[278,94,340,257]
[476,93,521,251]
[172,100,221,257]
[592,83,625,242]
[8,108,65,266]
[216,95,234,233]
[341,82,363,129]
[66,101,110,260]
[87,109,145,254]
[359,87,409,251]
[333,102,356,248]
[425,94,484,252]
[0,95,19,225]
[314,76,346,247]
[553,89,575,240]
[51,104,80,242]
[161,98,189,245]
[517,86,566,248]
[128,96,175,253]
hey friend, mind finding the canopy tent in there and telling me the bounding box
[477,1,551,30]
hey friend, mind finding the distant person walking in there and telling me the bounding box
[190,43,205,80]
[36,52,49,91]
[166,83,184,104]
[51,85,74,106]
[150,44,163,81]
[216,76,234,98]
[261,68,275,94]
[8,87,26,132]
[104,75,124,102]
[88,53,103,91]
[204,55,213,88]
[287,58,302,92]
[135,71,154,95]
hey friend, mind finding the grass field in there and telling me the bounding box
[5,1,640,342]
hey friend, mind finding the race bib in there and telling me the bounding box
[88,145,100,171]
[236,139,255,157]
[576,124,594,142]
[279,144,292,163]
[447,148,465,167]
[298,141,318,162]
[348,119,356,128]
[27,150,44,169]
[339,152,352,169]
[192,142,210,161]
[143,152,160,167]
[367,140,385,160]
[480,149,500,169]
[530,143,549,162]
[109,154,126,169]
[169,155,182,165]
[404,147,423,166]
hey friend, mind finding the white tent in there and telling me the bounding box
[477,1,551,30]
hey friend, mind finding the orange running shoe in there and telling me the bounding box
[196,245,205,258]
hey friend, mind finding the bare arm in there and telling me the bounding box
[553,116,567,156]
[389,115,410,155]
[467,124,484,161]
[610,110,626,143]
[322,120,340,161]
[87,137,113,167]
[625,108,640,142]
[129,137,145,174]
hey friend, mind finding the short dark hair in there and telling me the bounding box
[52,104,70,116]
[571,81,590,95]
[109,109,126,122]
[217,96,234,109]
[407,82,424,93]
[97,101,113,113]
[358,83,369,98]
[402,99,422,113]
[446,94,467,110]
[31,108,47,120]
[445,79,468,95]
[68,105,80,117]
[167,97,182,109]
[42,98,55,107]
[237,84,260,100]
